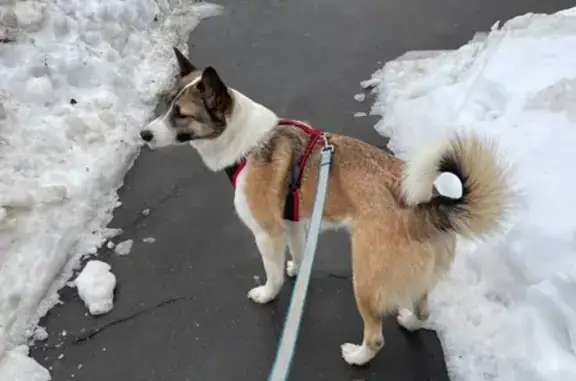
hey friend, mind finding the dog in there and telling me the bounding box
[140,48,509,366]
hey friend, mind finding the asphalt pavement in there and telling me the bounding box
[31,0,574,380]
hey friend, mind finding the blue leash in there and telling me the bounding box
[267,135,334,381]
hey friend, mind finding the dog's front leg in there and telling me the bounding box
[285,221,306,277]
[248,233,286,304]
[233,172,285,304]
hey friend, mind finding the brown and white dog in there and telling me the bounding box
[140,48,509,366]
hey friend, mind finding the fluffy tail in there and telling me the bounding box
[402,135,509,239]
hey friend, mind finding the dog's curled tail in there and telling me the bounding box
[401,135,509,239]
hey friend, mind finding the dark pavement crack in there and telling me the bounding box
[35,296,195,351]
[73,296,194,344]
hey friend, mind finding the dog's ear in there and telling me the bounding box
[173,47,197,77]
[197,66,232,125]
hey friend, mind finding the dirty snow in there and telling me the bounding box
[0,0,222,378]
[366,7,576,381]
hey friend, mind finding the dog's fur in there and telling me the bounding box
[141,48,510,366]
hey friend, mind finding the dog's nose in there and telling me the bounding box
[140,130,153,142]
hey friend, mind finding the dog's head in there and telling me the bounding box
[140,48,233,149]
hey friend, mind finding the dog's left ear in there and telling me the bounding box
[173,47,197,77]
[197,67,232,125]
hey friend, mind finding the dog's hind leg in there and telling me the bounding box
[247,232,286,304]
[341,291,384,366]
[397,293,429,331]
[415,292,430,320]
[284,221,306,277]
[341,228,386,366]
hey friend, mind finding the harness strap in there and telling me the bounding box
[224,119,326,222]
[224,160,247,188]
[278,119,323,222]
[283,135,322,221]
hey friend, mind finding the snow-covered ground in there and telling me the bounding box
[365,7,576,381]
[0,0,222,379]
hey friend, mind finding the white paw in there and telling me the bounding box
[247,285,277,304]
[286,260,300,277]
[397,308,423,331]
[340,343,375,366]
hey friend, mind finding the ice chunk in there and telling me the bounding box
[114,239,133,255]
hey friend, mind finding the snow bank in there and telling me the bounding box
[0,346,49,381]
[73,260,116,316]
[366,7,576,381]
[0,0,222,369]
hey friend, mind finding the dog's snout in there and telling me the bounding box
[140,130,154,142]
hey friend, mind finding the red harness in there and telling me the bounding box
[224,119,325,222]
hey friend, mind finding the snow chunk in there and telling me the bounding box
[353,93,366,102]
[114,239,133,255]
[353,112,367,118]
[142,237,156,244]
[73,261,116,316]
[360,78,380,89]
[32,327,47,342]
[367,6,576,381]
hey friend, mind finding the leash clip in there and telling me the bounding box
[321,132,334,152]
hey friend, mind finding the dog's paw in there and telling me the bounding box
[340,343,375,366]
[247,285,277,304]
[397,308,423,331]
[286,260,300,277]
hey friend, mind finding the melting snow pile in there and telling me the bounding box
[0,0,222,378]
[73,260,117,316]
[366,7,576,381]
